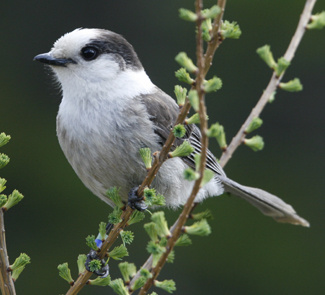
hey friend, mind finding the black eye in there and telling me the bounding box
[81,47,99,61]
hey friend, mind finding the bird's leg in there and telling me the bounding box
[85,249,109,278]
[128,186,147,211]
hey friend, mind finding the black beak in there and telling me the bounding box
[33,53,76,67]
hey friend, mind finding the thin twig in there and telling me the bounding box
[219,0,317,167]
[0,210,16,295]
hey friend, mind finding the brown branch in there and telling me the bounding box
[219,0,317,168]
[0,210,16,295]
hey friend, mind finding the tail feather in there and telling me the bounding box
[219,176,309,227]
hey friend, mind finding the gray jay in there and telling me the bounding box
[34,28,309,227]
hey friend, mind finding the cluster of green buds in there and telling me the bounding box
[206,122,227,150]
[9,253,31,282]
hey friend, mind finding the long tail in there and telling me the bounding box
[219,175,309,227]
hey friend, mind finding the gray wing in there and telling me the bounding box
[140,87,225,177]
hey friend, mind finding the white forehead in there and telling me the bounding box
[51,28,102,58]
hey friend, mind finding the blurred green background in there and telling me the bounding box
[1,0,324,294]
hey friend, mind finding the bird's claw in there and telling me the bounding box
[128,186,148,211]
[85,249,109,278]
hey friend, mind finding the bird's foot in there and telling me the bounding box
[85,249,109,278]
[128,186,147,211]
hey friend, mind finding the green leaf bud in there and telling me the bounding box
[168,141,194,158]
[201,170,215,187]
[108,245,129,260]
[175,68,194,85]
[279,78,303,92]
[194,153,201,171]
[85,235,99,251]
[0,133,11,148]
[88,260,101,272]
[139,148,152,170]
[11,266,25,282]
[106,187,124,209]
[201,18,212,42]
[3,190,24,211]
[88,275,111,286]
[99,222,107,241]
[206,123,227,150]
[175,234,192,247]
[9,253,31,271]
[244,135,265,152]
[174,85,187,107]
[58,263,74,285]
[256,45,277,69]
[120,230,134,246]
[184,219,211,236]
[109,278,129,295]
[191,209,214,221]
[183,168,200,181]
[146,241,166,255]
[144,222,159,242]
[119,261,136,283]
[307,11,325,30]
[0,195,7,207]
[275,57,290,77]
[144,188,156,202]
[245,117,263,134]
[131,276,146,291]
[140,268,152,279]
[201,5,221,19]
[108,206,123,224]
[151,211,171,237]
[268,91,276,103]
[0,154,10,169]
[154,279,176,294]
[77,254,87,274]
[179,8,198,22]
[128,210,145,226]
[203,76,223,93]
[173,124,186,138]
[166,250,175,263]
[159,237,168,247]
[0,178,6,193]
[185,113,209,125]
[220,21,242,39]
[175,52,198,74]
[188,90,199,111]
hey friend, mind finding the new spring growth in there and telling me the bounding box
[88,260,101,272]
[245,117,263,134]
[203,76,223,93]
[119,262,136,284]
[201,170,215,187]
[244,135,265,152]
[77,254,87,274]
[279,78,303,92]
[108,245,129,260]
[0,154,10,169]
[167,250,175,263]
[0,178,6,193]
[184,219,211,236]
[194,153,201,172]
[12,266,25,282]
[131,276,147,291]
[120,230,134,245]
[183,168,200,181]
[275,57,290,77]
[0,133,11,148]
[85,235,99,251]
[307,11,325,29]
[201,5,221,19]
[175,52,198,74]
[106,187,124,209]
[220,21,242,39]
[109,278,129,295]
[256,45,277,69]
[58,263,74,285]
[146,240,166,267]
[175,68,194,85]
[151,211,171,237]
[8,253,31,271]
[202,17,212,41]
[128,210,145,226]
[168,140,194,158]
[144,222,159,242]
[144,188,166,207]
[0,195,7,207]
[185,113,209,125]
[175,234,192,247]
[179,8,198,22]
[108,206,123,224]
[140,268,153,279]
[174,85,187,107]
[154,280,176,294]
[173,124,186,138]
[206,123,227,150]
[269,91,276,103]
[188,90,199,111]
[139,148,152,171]
[99,222,107,241]
[191,209,214,221]
[3,190,24,211]
[88,275,111,286]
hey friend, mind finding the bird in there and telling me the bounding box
[34,28,309,227]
